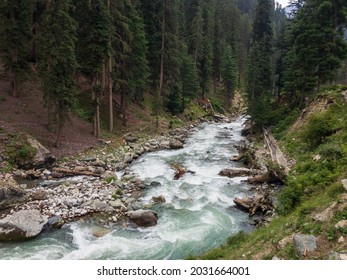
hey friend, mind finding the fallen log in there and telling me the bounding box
[219,168,261,178]
[233,193,273,217]
[52,167,100,177]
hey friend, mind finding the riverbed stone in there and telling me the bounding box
[169,139,183,149]
[0,175,27,210]
[127,209,158,227]
[109,199,125,210]
[293,234,317,256]
[0,210,48,241]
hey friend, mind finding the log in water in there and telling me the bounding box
[0,117,254,260]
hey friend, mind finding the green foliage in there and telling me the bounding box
[282,0,347,104]
[302,113,337,149]
[209,96,223,113]
[104,176,117,184]
[246,0,273,129]
[221,45,237,99]
[39,0,78,145]
[0,0,33,95]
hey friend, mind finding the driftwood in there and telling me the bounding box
[233,193,273,217]
[52,168,100,177]
[170,162,195,180]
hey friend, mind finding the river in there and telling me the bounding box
[0,117,254,259]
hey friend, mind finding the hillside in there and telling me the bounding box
[199,86,347,260]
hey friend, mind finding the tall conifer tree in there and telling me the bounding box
[39,0,78,147]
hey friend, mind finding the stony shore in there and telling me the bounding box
[0,115,232,240]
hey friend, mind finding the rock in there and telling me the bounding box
[82,199,114,212]
[101,170,118,180]
[329,251,347,260]
[109,199,125,210]
[149,181,161,187]
[94,167,105,174]
[341,179,347,191]
[329,251,341,260]
[293,234,317,256]
[30,190,47,201]
[152,195,166,204]
[124,153,134,164]
[25,137,56,169]
[0,175,27,210]
[91,226,112,238]
[241,119,253,136]
[127,209,158,227]
[278,235,293,249]
[124,135,138,143]
[335,220,347,230]
[169,139,183,149]
[337,236,345,244]
[272,256,281,260]
[47,216,64,229]
[0,210,48,241]
[313,202,336,222]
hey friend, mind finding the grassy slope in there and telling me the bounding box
[199,85,347,260]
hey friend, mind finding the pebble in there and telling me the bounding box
[7,119,213,222]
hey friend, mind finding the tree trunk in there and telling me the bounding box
[108,57,113,132]
[159,0,166,97]
[92,77,100,138]
[9,67,17,97]
[54,122,63,148]
[121,87,127,127]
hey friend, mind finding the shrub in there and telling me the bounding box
[303,113,336,149]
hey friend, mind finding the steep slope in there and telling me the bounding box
[199,86,347,260]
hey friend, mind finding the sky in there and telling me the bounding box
[275,0,290,8]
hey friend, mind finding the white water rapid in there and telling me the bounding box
[0,117,254,260]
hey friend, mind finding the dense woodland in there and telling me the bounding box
[0,0,346,146]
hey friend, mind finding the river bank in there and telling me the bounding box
[0,115,264,259]
[1,115,237,236]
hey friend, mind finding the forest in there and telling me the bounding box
[0,0,347,261]
[0,0,346,145]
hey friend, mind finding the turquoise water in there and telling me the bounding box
[0,118,253,259]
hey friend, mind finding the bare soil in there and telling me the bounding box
[0,73,98,158]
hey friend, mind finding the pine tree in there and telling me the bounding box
[282,0,347,106]
[180,47,200,111]
[74,0,111,137]
[246,0,273,130]
[221,45,237,100]
[39,0,78,147]
[127,1,150,104]
[0,0,32,97]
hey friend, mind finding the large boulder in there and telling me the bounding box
[0,175,27,210]
[241,119,254,136]
[0,210,48,242]
[6,136,56,169]
[293,234,317,256]
[127,209,158,227]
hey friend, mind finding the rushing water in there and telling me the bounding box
[0,117,254,260]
